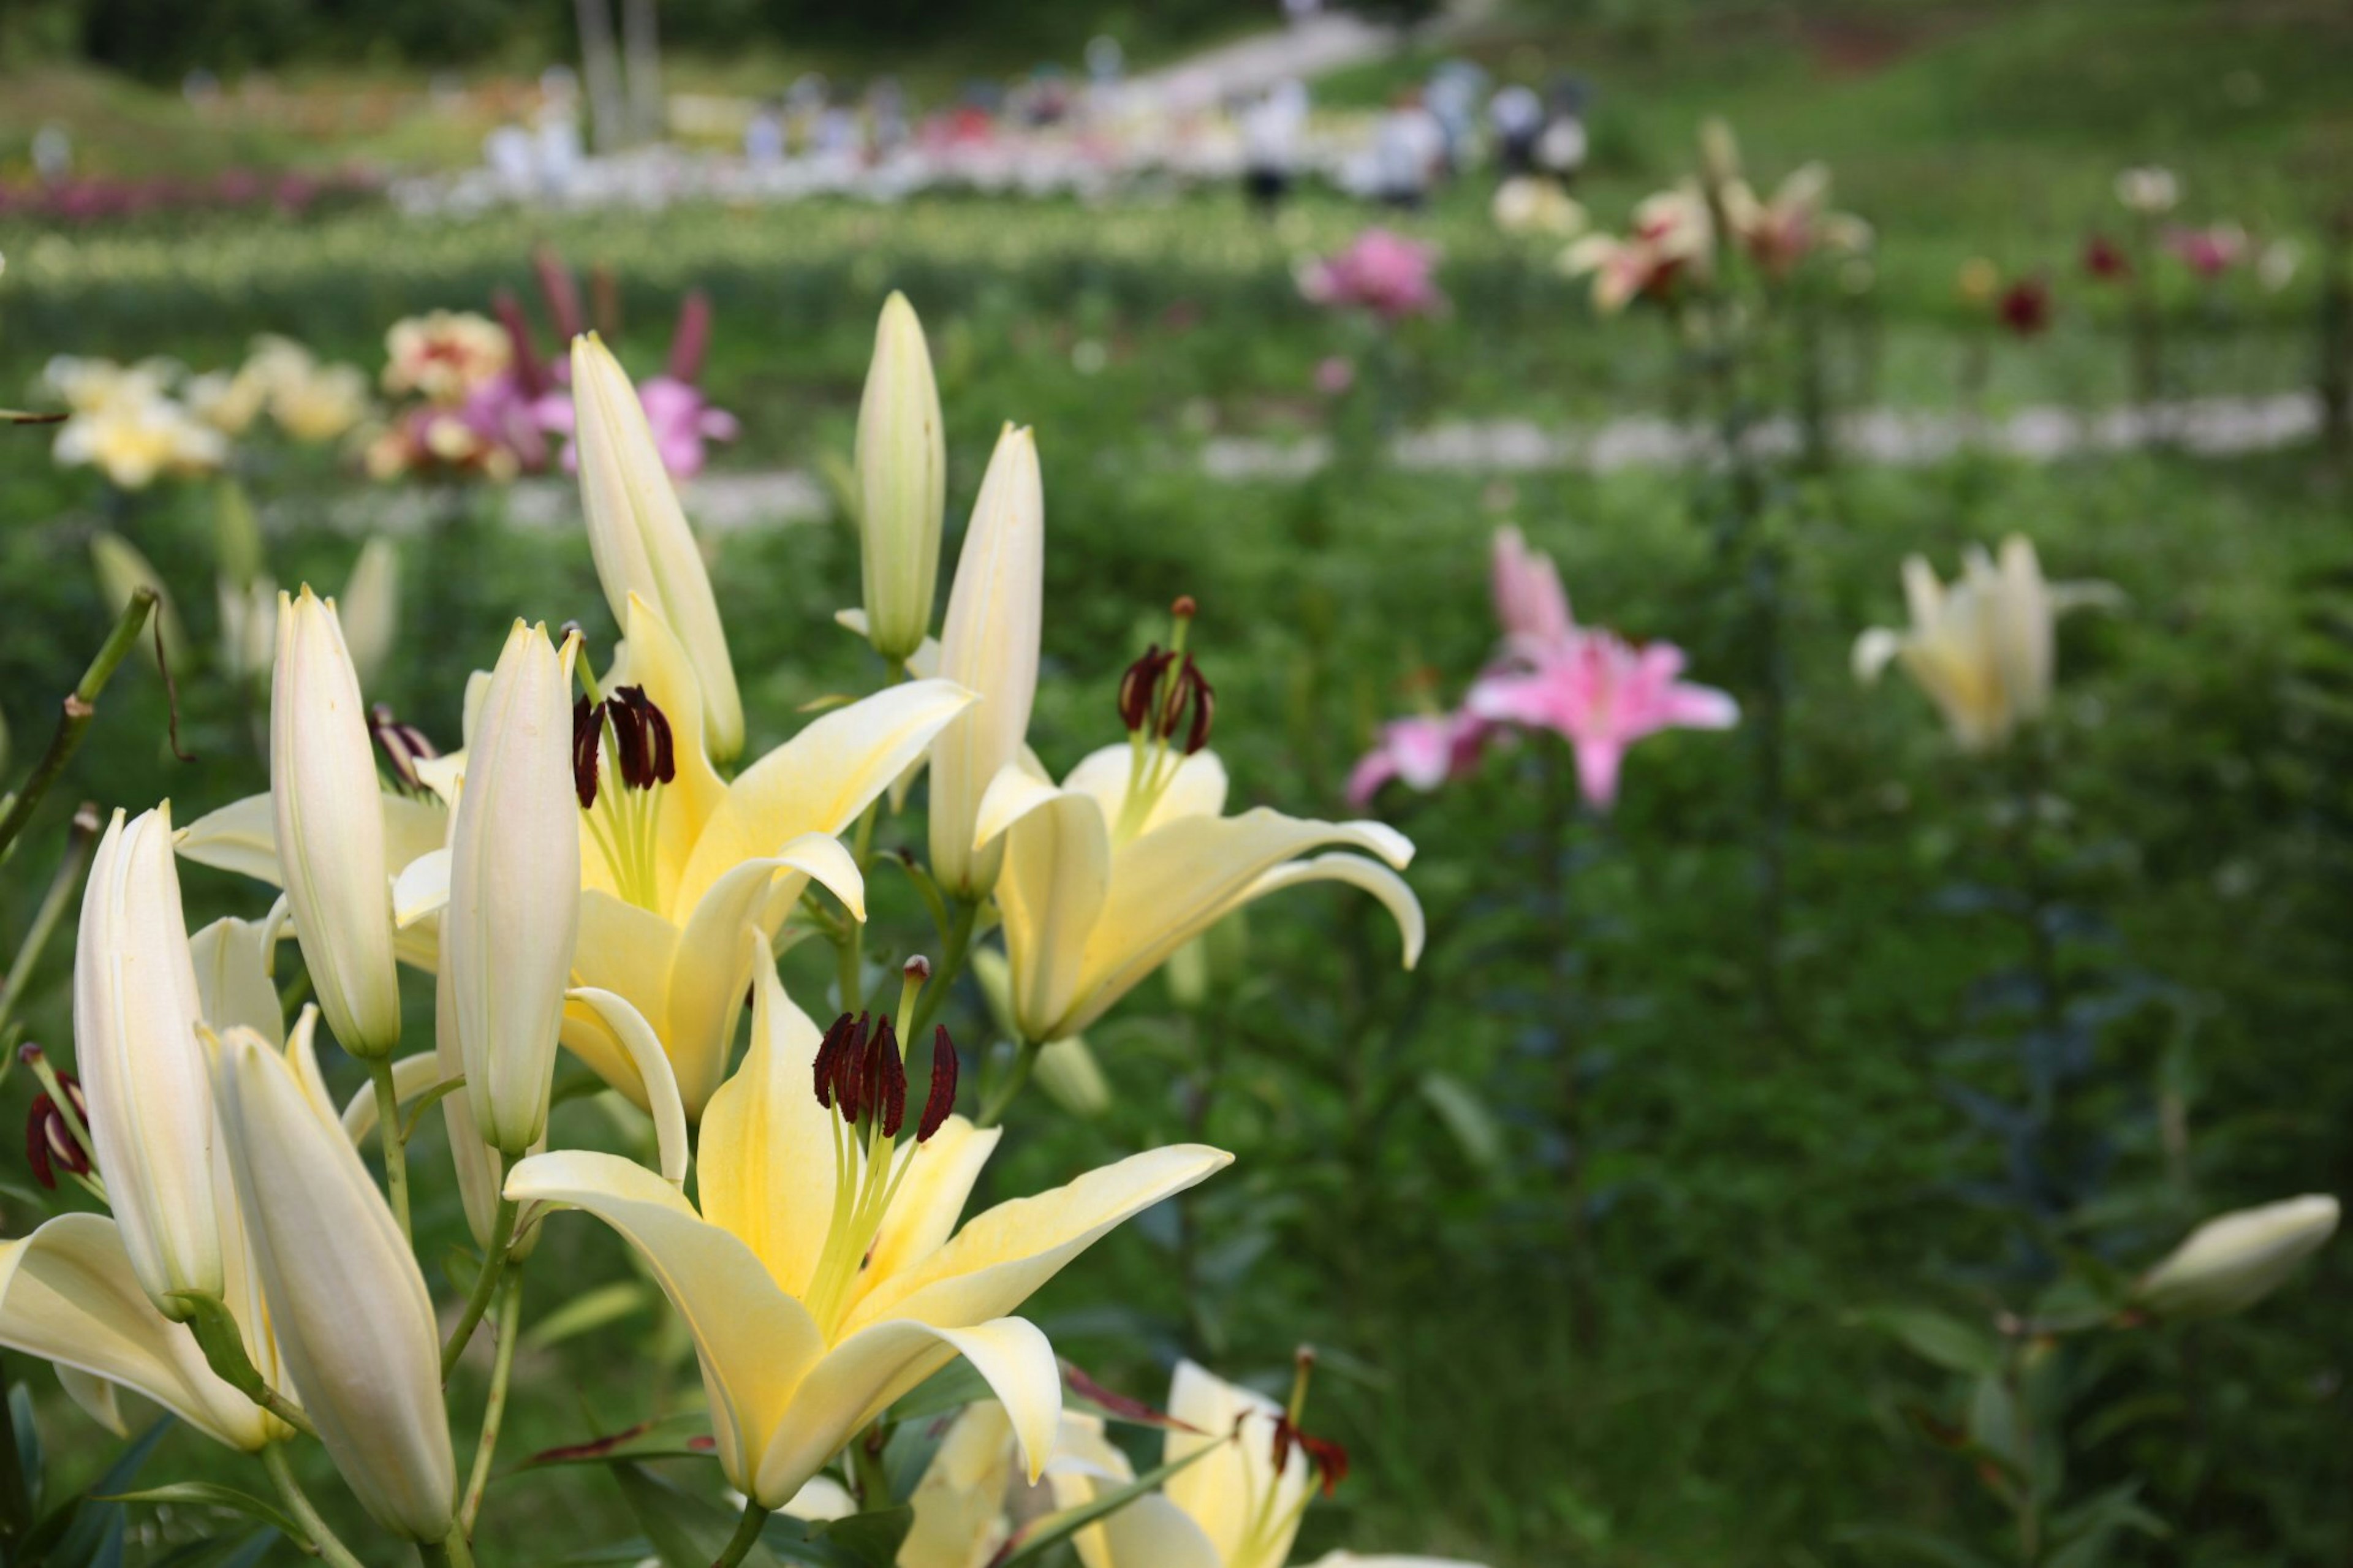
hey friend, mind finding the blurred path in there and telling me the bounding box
[308,391,2322,537]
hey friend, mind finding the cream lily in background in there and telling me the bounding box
[213,1023,456,1543]
[2131,1194,2338,1322]
[856,290,948,666]
[572,333,745,763]
[396,593,971,1117]
[271,586,404,1056]
[1852,536,2121,752]
[445,619,580,1157]
[930,424,1044,898]
[971,637,1420,1046]
[505,948,1229,1514]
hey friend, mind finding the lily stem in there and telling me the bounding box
[370,1056,414,1242]
[420,1530,477,1568]
[260,1442,368,1568]
[975,1038,1041,1129]
[460,1271,523,1533]
[0,588,155,865]
[0,805,98,1034]
[903,896,977,1046]
[443,1195,518,1380]
[712,1498,771,1568]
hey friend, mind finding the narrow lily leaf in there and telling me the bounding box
[521,1279,652,1352]
[610,1463,776,1568]
[399,1076,469,1143]
[760,1505,914,1568]
[524,1412,716,1468]
[150,1528,281,1567]
[1418,1070,1506,1173]
[1062,1360,1202,1432]
[98,1483,311,1547]
[1846,1306,2003,1378]
[993,1439,1224,1568]
[884,1360,995,1425]
[11,1382,42,1520]
[1830,1524,2004,1568]
[25,1415,174,1563]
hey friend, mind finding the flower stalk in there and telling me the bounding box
[0,588,156,863]
[260,1443,368,1568]
[370,1056,414,1242]
[442,1195,520,1381]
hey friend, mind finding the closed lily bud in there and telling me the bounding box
[338,536,400,691]
[2132,1195,2338,1321]
[211,1026,454,1541]
[271,587,403,1057]
[570,333,744,762]
[448,621,580,1157]
[928,424,1043,896]
[72,806,222,1317]
[854,292,946,664]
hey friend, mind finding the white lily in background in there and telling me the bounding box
[338,536,401,689]
[212,1024,455,1542]
[270,586,404,1056]
[397,594,970,1118]
[930,424,1044,898]
[856,291,947,665]
[445,620,580,1156]
[2132,1195,2339,1321]
[505,947,1229,1511]
[1852,536,2122,752]
[973,737,1421,1046]
[72,805,224,1317]
[572,333,745,763]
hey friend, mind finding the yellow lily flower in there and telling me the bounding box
[1852,536,2121,752]
[398,594,971,1118]
[504,947,1230,1511]
[972,743,1422,1045]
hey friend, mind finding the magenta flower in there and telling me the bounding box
[1491,525,1575,650]
[535,289,739,479]
[2165,222,2248,278]
[1298,229,1445,320]
[1346,709,1495,807]
[1467,632,1739,809]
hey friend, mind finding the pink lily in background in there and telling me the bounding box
[1346,708,1495,808]
[2165,222,2248,279]
[534,288,739,479]
[1491,524,1574,650]
[1468,631,1739,809]
[1298,229,1446,321]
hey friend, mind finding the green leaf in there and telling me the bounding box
[993,1438,1224,1568]
[884,1360,995,1426]
[25,1415,176,1563]
[1830,1524,2004,1568]
[610,1463,776,1568]
[97,1482,311,1545]
[762,1506,915,1568]
[1848,1306,2004,1377]
[400,1075,468,1142]
[11,1381,43,1521]
[523,1411,716,1468]
[1418,1070,1505,1172]
[522,1280,651,1352]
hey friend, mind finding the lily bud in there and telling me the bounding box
[211,1026,454,1541]
[929,424,1044,896]
[72,806,223,1316]
[854,292,947,664]
[271,587,403,1057]
[570,334,745,762]
[338,536,400,691]
[2132,1194,2338,1321]
[448,621,581,1157]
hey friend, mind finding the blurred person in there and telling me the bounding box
[32,124,71,185]
[1536,75,1591,187]
[1241,78,1309,216]
[1427,60,1488,175]
[867,78,910,154]
[744,98,786,166]
[1372,86,1445,210]
[1490,81,1544,176]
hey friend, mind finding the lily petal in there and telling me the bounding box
[991,789,1110,1043]
[566,988,691,1185]
[697,946,842,1297]
[1241,852,1426,968]
[1063,745,1230,831]
[851,1116,1002,1314]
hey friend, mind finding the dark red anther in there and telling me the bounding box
[1118,646,1174,733]
[871,1018,907,1138]
[25,1073,89,1191]
[918,1027,958,1142]
[814,1012,855,1109]
[825,1012,873,1123]
[571,694,604,809]
[609,687,675,790]
[1268,1415,1349,1498]
[371,703,440,793]
[1169,656,1216,755]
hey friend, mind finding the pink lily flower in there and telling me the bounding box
[1298,229,1446,320]
[1346,709,1495,807]
[1491,525,1575,650]
[1467,631,1739,809]
[536,289,739,479]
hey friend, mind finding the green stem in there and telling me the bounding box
[837,917,865,1016]
[370,1056,414,1243]
[420,1530,477,1568]
[0,807,98,1033]
[976,1039,1041,1129]
[712,1497,772,1568]
[903,898,978,1045]
[0,588,157,865]
[260,1442,368,1568]
[442,1195,518,1380]
[460,1273,523,1533]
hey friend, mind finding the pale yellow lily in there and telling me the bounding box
[972,746,1422,1045]
[1852,536,2121,752]
[398,593,972,1118]
[504,947,1229,1510]
[1047,1364,1485,1568]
